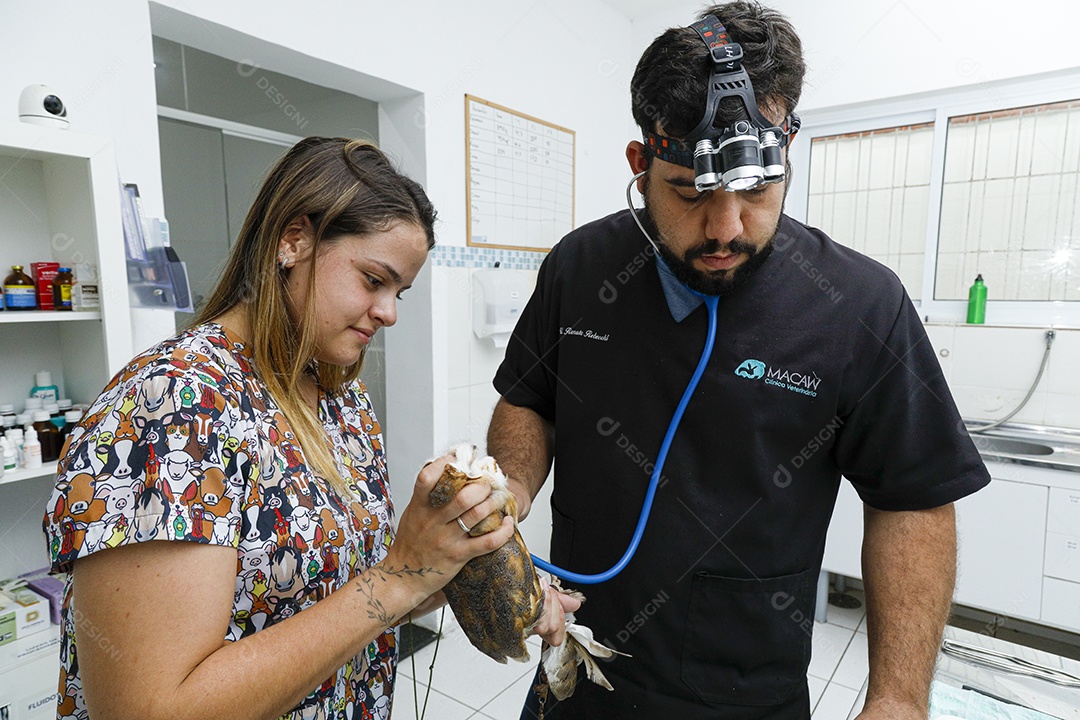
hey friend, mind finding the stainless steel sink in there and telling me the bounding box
[969,437,1055,456]
[965,422,1080,472]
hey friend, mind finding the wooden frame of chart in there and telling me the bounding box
[465,94,575,252]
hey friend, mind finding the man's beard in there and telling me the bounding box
[641,202,780,296]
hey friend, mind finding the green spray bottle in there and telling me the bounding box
[966,274,987,324]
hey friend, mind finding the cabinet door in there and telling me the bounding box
[954,478,1047,621]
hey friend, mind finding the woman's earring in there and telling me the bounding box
[278,252,290,271]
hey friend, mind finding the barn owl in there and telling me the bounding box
[430,444,628,699]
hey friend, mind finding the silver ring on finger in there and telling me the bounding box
[456,516,470,534]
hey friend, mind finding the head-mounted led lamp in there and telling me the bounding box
[643,15,800,193]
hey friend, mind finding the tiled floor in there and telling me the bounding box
[391,589,873,719]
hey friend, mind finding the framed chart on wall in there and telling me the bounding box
[465,94,575,251]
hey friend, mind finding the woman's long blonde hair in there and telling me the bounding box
[193,137,436,496]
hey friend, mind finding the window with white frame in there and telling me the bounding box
[936,101,1080,302]
[792,70,1080,326]
[806,123,934,299]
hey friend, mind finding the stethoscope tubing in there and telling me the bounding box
[530,178,718,583]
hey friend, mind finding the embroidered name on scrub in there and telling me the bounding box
[559,327,610,341]
[735,358,821,397]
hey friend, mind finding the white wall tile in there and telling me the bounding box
[834,137,860,193]
[980,178,1016,252]
[938,183,970,255]
[905,126,934,186]
[1019,250,1054,300]
[852,189,869,253]
[1030,109,1068,176]
[1063,110,1080,174]
[971,120,991,181]
[1024,174,1060,251]
[1043,327,1075,360]
[856,136,873,190]
[831,191,857,246]
[467,383,501,452]
[985,116,1020,179]
[444,388,470,451]
[952,326,1051,391]
[810,142,827,192]
[901,186,929,255]
[935,252,964,301]
[868,133,895,190]
[1015,112,1038,177]
[944,122,975,184]
[1044,392,1080,429]
[469,331,510,387]
[897,254,923,300]
[951,385,1047,425]
[446,267,473,390]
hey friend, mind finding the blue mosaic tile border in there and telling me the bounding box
[431,244,547,270]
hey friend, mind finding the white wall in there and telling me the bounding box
[1,0,634,519]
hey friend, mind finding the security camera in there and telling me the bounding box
[19,84,69,129]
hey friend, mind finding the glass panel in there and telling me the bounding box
[807,123,934,300]
[935,100,1080,301]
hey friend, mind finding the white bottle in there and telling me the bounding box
[0,437,14,472]
[23,426,42,469]
[5,428,24,468]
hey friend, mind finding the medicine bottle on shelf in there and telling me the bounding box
[31,372,60,404]
[31,410,61,462]
[52,267,74,311]
[54,399,72,428]
[23,426,42,469]
[1,437,15,472]
[61,409,82,444]
[4,265,37,311]
[0,403,15,424]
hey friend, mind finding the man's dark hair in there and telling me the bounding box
[630,1,805,140]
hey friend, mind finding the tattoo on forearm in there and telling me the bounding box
[354,565,442,626]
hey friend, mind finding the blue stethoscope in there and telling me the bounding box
[529,172,720,585]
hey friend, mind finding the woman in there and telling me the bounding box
[43,137,570,720]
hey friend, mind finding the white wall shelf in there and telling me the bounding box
[0,462,59,488]
[0,121,134,593]
[0,312,101,324]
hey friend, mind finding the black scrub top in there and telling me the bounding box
[495,210,989,718]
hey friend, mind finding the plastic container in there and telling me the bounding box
[3,265,37,310]
[5,428,24,467]
[23,426,42,469]
[0,403,15,423]
[966,274,987,324]
[30,372,59,404]
[23,397,43,413]
[1,437,15,472]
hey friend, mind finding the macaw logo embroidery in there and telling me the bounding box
[735,358,820,398]
[734,359,766,379]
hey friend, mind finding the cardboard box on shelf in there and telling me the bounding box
[72,263,100,310]
[29,262,60,311]
[0,586,48,648]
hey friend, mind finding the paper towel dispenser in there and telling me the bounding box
[472,268,532,348]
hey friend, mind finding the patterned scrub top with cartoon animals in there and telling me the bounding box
[43,323,399,720]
